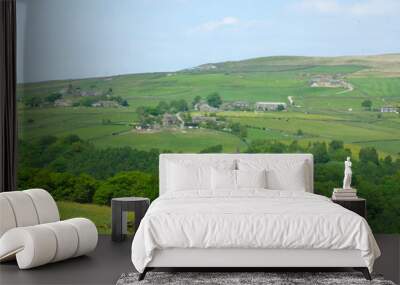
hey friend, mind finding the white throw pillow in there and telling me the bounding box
[211,168,237,191]
[267,161,307,191]
[238,159,308,191]
[167,162,211,191]
[236,169,267,189]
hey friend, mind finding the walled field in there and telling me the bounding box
[18,54,400,157]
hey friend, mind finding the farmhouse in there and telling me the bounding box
[255,102,287,111]
[232,101,249,109]
[91,100,119,108]
[54,99,72,107]
[381,106,399,113]
[220,101,250,111]
[192,115,217,124]
[310,76,348,88]
[194,102,218,112]
[162,113,179,126]
[80,90,102,97]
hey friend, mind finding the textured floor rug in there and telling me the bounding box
[116,272,395,285]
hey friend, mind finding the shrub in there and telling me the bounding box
[93,171,158,205]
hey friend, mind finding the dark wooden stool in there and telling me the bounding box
[111,197,150,242]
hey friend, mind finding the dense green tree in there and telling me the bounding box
[45,93,62,103]
[156,101,169,114]
[310,142,329,163]
[359,147,379,165]
[207,92,222,108]
[277,104,285,111]
[71,174,99,203]
[93,171,158,205]
[80,97,97,107]
[170,99,189,112]
[192,96,202,107]
[329,140,344,152]
[361,100,372,110]
[23,96,43,108]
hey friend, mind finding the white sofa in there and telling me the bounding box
[0,188,98,269]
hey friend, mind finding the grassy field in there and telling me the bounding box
[18,54,400,157]
[57,201,112,234]
[58,201,135,235]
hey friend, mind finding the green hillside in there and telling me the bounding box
[18,54,400,158]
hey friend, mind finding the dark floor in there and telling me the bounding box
[0,234,399,285]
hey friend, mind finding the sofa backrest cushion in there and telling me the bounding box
[159,154,313,195]
[0,189,60,238]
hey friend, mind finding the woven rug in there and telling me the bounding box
[116,271,395,285]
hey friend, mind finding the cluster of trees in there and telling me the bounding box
[23,93,62,107]
[136,99,189,127]
[76,95,129,107]
[22,87,128,108]
[136,92,224,122]
[18,135,159,180]
[248,139,400,233]
[137,99,189,117]
[18,135,400,233]
[18,136,160,205]
[192,92,223,108]
[192,115,248,139]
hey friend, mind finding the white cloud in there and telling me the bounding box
[293,0,400,16]
[190,17,270,34]
[295,0,340,13]
[349,0,400,16]
[196,17,240,32]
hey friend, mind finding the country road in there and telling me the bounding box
[176,112,185,129]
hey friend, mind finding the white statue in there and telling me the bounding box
[343,157,352,189]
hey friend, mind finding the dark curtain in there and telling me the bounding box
[0,0,17,192]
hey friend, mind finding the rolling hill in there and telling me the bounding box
[18,54,400,157]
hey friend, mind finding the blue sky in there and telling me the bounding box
[17,0,400,83]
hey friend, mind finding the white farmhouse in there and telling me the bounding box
[381,106,399,113]
[255,102,287,111]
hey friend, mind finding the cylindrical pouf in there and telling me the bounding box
[42,221,79,262]
[0,191,39,227]
[64,218,98,257]
[0,196,17,238]
[0,226,57,269]
[24,189,60,224]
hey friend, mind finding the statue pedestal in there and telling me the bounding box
[332,188,358,200]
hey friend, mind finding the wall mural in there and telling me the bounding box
[16,0,400,234]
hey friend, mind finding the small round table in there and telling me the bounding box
[111,197,150,242]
